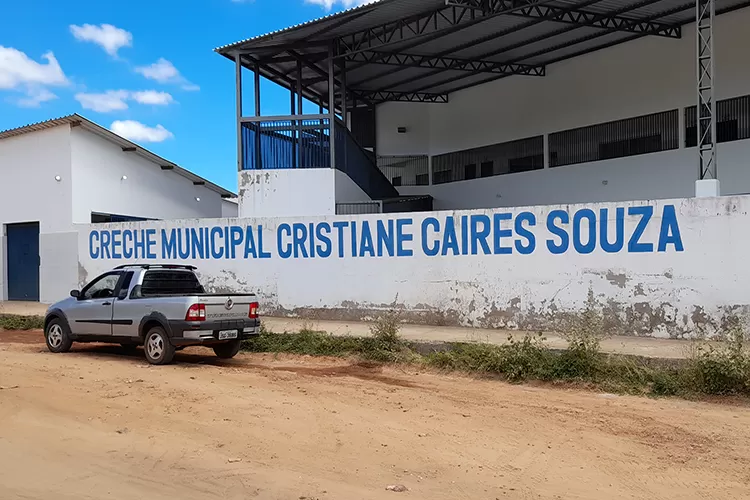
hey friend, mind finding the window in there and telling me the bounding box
[685,94,750,147]
[91,212,153,223]
[433,169,452,184]
[432,136,543,184]
[117,272,134,300]
[480,161,494,178]
[599,135,662,160]
[140,271,204,297]
[508,154,543,173]
[81,272,122,300]
[549,110,678,167]
[377,155,429,187]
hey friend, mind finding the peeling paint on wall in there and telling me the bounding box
[75,196,750,340]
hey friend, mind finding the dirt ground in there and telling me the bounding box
[1,331,749,500]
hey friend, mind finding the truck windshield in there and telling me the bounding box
[140,270,205,296]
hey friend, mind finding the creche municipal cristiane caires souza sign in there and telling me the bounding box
[87,204,684,261]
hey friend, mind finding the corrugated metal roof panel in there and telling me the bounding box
[218,0,749,99]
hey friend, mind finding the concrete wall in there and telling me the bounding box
[377,8,750,209]
[238,168,336,217]
[0,125,78,302]
[334,169,372,204]
[70,127,223,223]
[77,195,750,339]
[221,198,239,218]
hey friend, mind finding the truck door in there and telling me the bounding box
[67,271,121,336]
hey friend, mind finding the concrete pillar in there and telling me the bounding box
[695,179,720,197]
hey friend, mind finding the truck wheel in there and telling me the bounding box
[213,339,242,359]
[144,327,175,365]
[45,318,73,353]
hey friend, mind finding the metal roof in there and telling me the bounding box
[215,0,750,105]
[0,114,235,197]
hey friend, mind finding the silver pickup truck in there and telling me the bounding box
[43,264,260,365]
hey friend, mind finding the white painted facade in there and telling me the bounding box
[377,8,750,210]
[0,119,234,303]
[238,168,372,218]
[70,127,224,222]
[76,195,750,339]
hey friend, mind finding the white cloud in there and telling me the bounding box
[110,120,174,143]
[0,46,68,89]
[70,24,133,57]
[75,89,175,112]
[131,90,174,105]
[16,88,58,108]
[135,58,199,91]
[75,90,129,112]
[305,0,373,10]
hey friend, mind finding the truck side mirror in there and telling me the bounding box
[70,290,80,298]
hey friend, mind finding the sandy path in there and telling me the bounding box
[0,332,749,500]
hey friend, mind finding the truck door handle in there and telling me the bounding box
[102,302,112,306]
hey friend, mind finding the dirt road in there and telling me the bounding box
[1,331,749,500]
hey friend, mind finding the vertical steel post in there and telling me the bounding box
[234,53,243,172]
[290,70,297,169]
[254,61,261,170]
[341,60,348,129]
[697,0,717,180]
[297,59,303,169]
[328,43,336,170]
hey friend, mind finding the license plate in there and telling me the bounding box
[218,330,238,340]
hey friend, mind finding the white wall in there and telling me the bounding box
[334,169,372,204]
[70,127,223,223]
[377,8,750,209]
[77,195,750,339]
[221,198,239,218]
[0,125,78,302]
[238,168,336,217]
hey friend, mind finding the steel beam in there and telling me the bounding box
[398,0,682,94]
[347,51,545,76]
[352,90,449,103]
[346,0,607,88]
[446,0,680,38]
[337,0,551,58]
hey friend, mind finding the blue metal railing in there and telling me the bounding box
[241,116,331,170]
[333,121,399,200]
[241,115,398,201]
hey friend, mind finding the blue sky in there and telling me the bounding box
[0,0,368,192]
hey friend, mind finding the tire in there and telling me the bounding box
[143,327,176,365]
[213,339,242,359]
[45,318,73,353]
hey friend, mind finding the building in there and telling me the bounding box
[216,0,749,215]
[0,114,236,302]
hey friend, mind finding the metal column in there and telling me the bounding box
[696,0,717,180]
[328,43,336,170]
[235,53,243,172]
[297,59,303,169]
[254,61,262,170]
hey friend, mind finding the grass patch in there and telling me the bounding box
[0,314,44,330]
[244,303,750,400]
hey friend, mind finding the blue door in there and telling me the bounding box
[7,222,40,301]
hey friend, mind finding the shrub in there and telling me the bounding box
[556,288,604,380]
[686,317,750,394]
[0,314,44,330]
[361,310,411,362]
